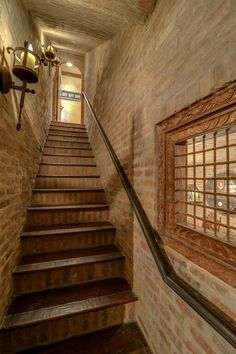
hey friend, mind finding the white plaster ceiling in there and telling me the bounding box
[22,0,156,57]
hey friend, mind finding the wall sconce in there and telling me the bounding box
[41,43,60,76]
[0,41,40,130]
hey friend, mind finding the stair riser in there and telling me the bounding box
[41,155,95,165]
[14,259,124,294]
[44,147,93,156]
[47,135,89,142]
[49,130,88,138]
[21,230,116,255]
[0,306,124,353]
[50,124,85,129]
[35,176,101,189]
[39,165,97,176]
[26,209,109,227]
[46,141,90,148]
[32,191,106,206]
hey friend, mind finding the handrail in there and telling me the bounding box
[82,91,236,348]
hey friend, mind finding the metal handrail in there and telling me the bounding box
[82,91,236,348]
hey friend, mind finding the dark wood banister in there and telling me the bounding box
[82,91,236,348]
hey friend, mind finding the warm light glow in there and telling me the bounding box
[20,45,35,70]
[47,45,54,53]
[67,62,73,67]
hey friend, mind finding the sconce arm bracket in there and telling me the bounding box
[6,47,14,54]
[11,83,35,94]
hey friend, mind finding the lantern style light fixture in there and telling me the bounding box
[0,41,41,130]
[41,42,60,76]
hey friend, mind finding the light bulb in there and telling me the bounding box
[28,43,33,51]
[67,62,72,67]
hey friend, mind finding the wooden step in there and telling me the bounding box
[14,246,125,293]
[47,135,89,142]
[50,122,86,129]
[39,162,96,166]
[32,187,106,206]
[17,323,151,354]
[44,144,91,151]
[38,164,98,177]
[35,175,101,188]
[49,129,88,137]
[41,155,95,165]
[21,222,116,255]
[41,154,96,166]
[46,140,91,149]
[26,204,109,227]
[43,146,93,156]
[0,279,136,353]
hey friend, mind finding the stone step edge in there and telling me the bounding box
[2,290,137,330]
[21,224,115,237]
[13,252,124,274]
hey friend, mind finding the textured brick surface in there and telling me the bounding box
[0,0,52,321]
[84,0,236,353]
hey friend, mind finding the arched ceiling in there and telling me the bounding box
[22,0,156,57]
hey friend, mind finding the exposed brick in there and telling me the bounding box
[0,0,52,321]
[84,0,236,353]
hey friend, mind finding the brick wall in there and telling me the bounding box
[0,0,52,322]
[84,0,236,353]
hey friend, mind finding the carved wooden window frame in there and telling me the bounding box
[157,83,236,286]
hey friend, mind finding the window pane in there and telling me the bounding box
[174,125,236,246]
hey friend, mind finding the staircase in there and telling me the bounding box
[0,122,151,354]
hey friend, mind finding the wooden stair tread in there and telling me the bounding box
[48,127,88,137]
[19,245,120,264]
[14,252,124,273]
[3,289,136,329]
[7,278,130,315]
[46,139,89,143]
[50,122,85,128]
[42,153,94,158]
[44,145,92,150]
[28,204,108,211]
[37,174,100,178]
[39,162,96,166]
[47,137,89,142]
[32,187,103,192]
[21,222,115,237]
[18,323,151,354]
[49,128,86,132]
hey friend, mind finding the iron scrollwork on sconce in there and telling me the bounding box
[41,43,60,76]
[0,41,40,130]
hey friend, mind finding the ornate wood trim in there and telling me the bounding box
[157,82,236,285]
